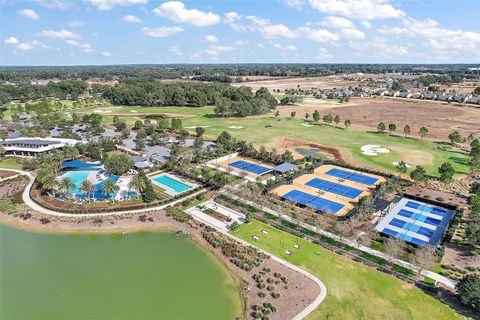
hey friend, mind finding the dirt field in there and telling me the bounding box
[0,170,18,179]
[276,97,480,140]
[265,137,346,162]
[233,75,362,91]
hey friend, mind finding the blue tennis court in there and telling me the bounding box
[281,189,344,214]
[325,168,378,186]
[375,197,455,247]
[305,178,363,199]
[228,160,271,175]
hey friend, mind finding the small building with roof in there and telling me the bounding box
[272,163,298,175]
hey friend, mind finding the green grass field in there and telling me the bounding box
[0,157,23,170]
[231,220,461,320]
[80,105,470,177]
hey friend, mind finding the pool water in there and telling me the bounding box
[151,174,192,194]
[62,170,93,195]
[61,170,120,199]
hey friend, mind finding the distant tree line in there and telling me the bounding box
[105,81,277,117]
[0,80,86,103]
[1,64,478,83]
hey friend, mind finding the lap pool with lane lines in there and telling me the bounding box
[150,174,195,195]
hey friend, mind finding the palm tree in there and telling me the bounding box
[128,173,146,193]
[41,173,58,196]
[101,178,119,198]
[58,176,75,198]
[80,179,95,202]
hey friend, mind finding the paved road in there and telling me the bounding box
[225,192,457,289]
[185,201,327,320]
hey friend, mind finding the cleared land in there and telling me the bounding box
[232,75,362,91]
[79,105,470,177]
[277,97,480,141]
[231,220,461,320]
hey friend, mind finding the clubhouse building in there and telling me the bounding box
[0,137,84,157]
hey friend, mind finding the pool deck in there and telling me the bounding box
[150,173,198,196]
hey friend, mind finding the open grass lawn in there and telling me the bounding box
[0,157,23,170]
[81,105,470,177]
[231,220,461,320]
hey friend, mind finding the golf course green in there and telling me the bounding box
[0,224,241,320]
[81,104,470,177]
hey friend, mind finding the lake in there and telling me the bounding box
[0,224,241,320]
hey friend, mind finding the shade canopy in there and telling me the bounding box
[62,159,103,169]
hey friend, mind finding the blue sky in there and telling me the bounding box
[1,0,479,65]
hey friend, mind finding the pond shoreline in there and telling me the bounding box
[0,208,322,320]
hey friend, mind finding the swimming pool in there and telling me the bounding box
[151,174,192,194]
[62,170,93,196]
[60,170,120,199]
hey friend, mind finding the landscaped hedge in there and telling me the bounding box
[30,180,204,214]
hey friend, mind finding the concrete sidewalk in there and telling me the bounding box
[224,192,457,289]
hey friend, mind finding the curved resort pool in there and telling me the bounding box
[0,224,241,320]
[61,170,120,199]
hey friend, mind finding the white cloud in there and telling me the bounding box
[17,43,35,51]
[170,46,182,55]
[234,40,248,46]
[205,35,218,43]
[379,17,480,51]
[272,43,282,49]
[308,0,405,20]
[321,16,354,29]
[123,15,142,23]
[18,9,40,20]
[142,26,183,37]
[36,0,74,10]
[153,1,220,27]
[257,43,265,49]
[102,51,112,57]
[316,47,333,59]
[340,28,365,40]
[285,45,298,51]
[30,40,50,49]
[4,37,19,45]
[298,27,339,42]
[68,20,85,27]
[224,12,241,24]
[66,39,93,53]
[245,15,339,44]
[283,0,306,10]
[361,21,372,29]
[349,37,413,59]
[84,0,148,10]
[204,45,234,55]
[246,16,296,39]
[41,29,80,40]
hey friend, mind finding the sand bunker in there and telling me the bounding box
[361,145,390,156]
[94,109,112,113]
[228,126,243,129]
[301,123,313,127]
[393,161,412,168]
[185,126,210,129]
